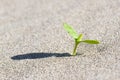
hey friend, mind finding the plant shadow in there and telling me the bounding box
[11,52,71,60]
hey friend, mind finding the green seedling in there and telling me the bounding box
[63,23,100,56]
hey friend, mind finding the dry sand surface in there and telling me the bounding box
[0,0,120,80]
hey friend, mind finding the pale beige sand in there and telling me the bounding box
[0,0,120,80]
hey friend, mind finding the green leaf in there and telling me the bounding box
[81,40,100,44]
[63,23,78,39]
[77,34,83,42]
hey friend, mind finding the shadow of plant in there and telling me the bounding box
[11,52,71,60]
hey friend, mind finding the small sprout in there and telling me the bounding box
[63,23,100,56]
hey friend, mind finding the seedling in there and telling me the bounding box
[63,23,100,56]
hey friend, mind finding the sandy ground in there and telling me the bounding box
[0,0,120,80]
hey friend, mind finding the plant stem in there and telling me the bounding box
[72,40,79,56]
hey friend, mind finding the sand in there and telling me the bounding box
[0,0,120,80]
